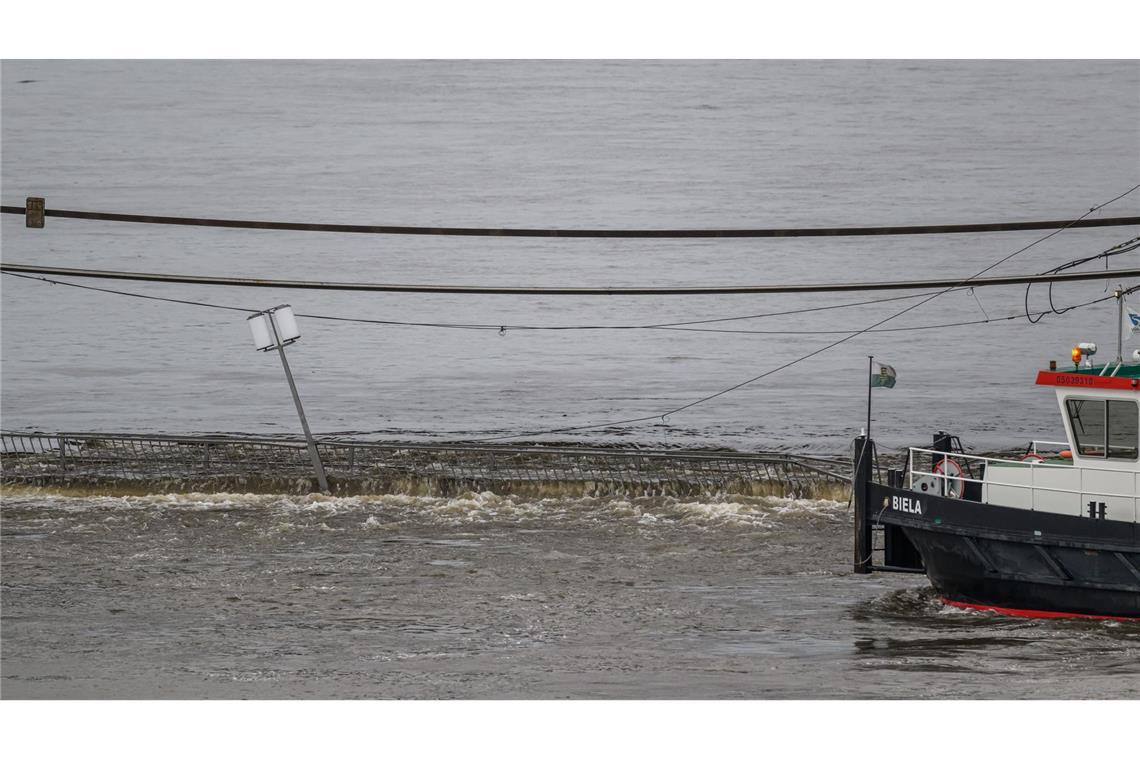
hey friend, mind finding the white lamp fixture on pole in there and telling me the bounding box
[247,304,330,494]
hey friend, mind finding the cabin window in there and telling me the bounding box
[1066,399,1105,456]
[1107,400,1138,459]
[1065,398,1138,459]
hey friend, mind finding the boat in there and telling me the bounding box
[853,302,1140,620]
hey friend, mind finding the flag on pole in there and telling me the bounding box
[1126,306,1140,337]
[870,362,897,388]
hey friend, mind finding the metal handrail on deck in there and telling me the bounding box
[1030,440,1070,454]
[906,446,1139,510]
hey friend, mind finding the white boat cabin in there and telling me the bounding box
[908,359,1140,524]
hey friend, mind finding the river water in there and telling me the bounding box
[4,489,1138,699]
[2,61,1139,698]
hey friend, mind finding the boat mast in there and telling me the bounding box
[866,355,873,438]
[1116,286,1125,364]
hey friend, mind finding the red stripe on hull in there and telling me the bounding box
[940,598,1140,622]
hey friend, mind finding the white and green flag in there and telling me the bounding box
[870,362,897,388]
[1127,306,1140,337]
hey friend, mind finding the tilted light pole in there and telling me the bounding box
[247,304,330,494]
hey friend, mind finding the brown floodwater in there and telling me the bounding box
[3,489,1137,698]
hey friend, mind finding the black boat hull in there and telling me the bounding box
[868,483,1140,619]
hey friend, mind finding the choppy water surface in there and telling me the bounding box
[2,61,1140,698]
[3,490,1138,698]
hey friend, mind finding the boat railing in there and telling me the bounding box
[906,446,1139,507]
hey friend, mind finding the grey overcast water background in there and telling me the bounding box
[2,61,1140,698]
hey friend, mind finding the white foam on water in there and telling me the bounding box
[935,601,975,616]
[2,487,848,532]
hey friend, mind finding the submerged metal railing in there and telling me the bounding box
[0,431,850,498]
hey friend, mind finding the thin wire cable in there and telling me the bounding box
[370,289,1134,437]
[654,294,1118,335]
[1024,235,1140,323]
[0,271,964,329]
[968,288,990,321]
[297,289,963,331]
[0,271,1122,336]
[466,183,1140,441]
[1,272,256,313]
[633,290,956,328]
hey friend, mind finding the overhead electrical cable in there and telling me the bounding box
[3,270,944,329]
[295,289,958,331]
[0,273,256,313]
[653,294,1124,335]
[3,202,1138,238]
[2,270,1116,336]
[3,185,1137,444]
[1024,235,1140,323]
[2,262,1137,296]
